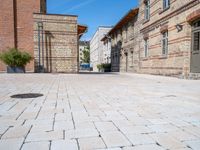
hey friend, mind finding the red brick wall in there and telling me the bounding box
[0,0,45,72]
[16,0,42,72]
[0,0,15,71]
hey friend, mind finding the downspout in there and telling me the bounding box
[13,0,17,48]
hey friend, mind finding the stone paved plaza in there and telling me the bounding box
[0,73,200,150]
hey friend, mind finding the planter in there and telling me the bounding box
[7,66,25,73]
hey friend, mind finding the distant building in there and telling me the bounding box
[79,41,90,65]
[90,26,112,71]
[101,35,112,64]
[102,8,139,72]
[0,0,87,73]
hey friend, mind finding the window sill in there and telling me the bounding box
[159,7,170,15]
[143,19,150,25]
[159,55,168,59]
[142,57,149,61]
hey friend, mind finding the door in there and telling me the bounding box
[191,20,200,73]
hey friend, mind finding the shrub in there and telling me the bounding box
[97,64,103,70]
[0,48,32,67]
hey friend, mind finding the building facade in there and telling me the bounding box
[103,8,140,72]
[101,36,112,64]
[90,26,112,71]
[102,0,200,78]
[0,0,46,72]
[0,0,87,73]
[139,0,200,78]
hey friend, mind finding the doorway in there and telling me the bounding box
[191,20,200,73]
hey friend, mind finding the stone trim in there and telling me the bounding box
[143,33,149,39]
[187,9,200,23]
[160,25,168,33]
[141,0,200,33]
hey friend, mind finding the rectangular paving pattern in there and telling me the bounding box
[0,73,200,150]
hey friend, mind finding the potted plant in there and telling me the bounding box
[0,48,32,73]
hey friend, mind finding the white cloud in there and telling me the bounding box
[68,0,97,11]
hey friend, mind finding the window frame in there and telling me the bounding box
[163,0,170,10]
[144,0,150,21]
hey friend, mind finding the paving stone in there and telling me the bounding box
[75,121,95,129]
[0,125,9,135]
[78,137,106,150]
[55,113,72,121]
[2,126,31,139]
[123,144,165,150]
[26,130,64,142]
[120,125,151,134]
[147,124,179,133]
[54,121,74,130]
[0,138,24,150]
[95,121,117,132]
[126,133,156,145]
[65,128,99,139]
[51,139,78,150]
[185,140,200,150]
[101,131,131,148]
[96,148,121,150]
[21,141,50,150]
[150,133,187,149]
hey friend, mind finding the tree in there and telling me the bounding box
[81,47,90,63]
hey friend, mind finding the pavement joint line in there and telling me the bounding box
[7,101,19,111]
[16,107,27,120]
[92,121,108,148]
[19,125,33,150]
[35,106,42,120]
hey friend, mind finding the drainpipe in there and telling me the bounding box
[13,0,17,48]
[37,22,41,71]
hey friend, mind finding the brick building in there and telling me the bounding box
[0,0,87,73]
[139,0,200,78]
[102,0,200,78]
[102,8,140,72]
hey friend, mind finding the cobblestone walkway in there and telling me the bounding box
[0,73,200,150]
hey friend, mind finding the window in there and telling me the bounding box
[125,27,128,41]
[144,39,149,57]
[193,32,200,51]
[144,0,150,21]
[162,31,168,55]
[131,51,134,65]
[163,0,170,9]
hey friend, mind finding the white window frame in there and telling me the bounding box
[162,31,168,55]
[163,0,170,9]
[144,0,150,21]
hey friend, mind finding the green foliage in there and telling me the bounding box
[0,48,32,67]
[81,47,90,63]
[97,64,103,70]
[97,63,111,71]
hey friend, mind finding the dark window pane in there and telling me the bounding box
[193,32,200,51]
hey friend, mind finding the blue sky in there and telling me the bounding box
[47,0,138,41]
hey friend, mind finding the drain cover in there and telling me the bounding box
[11,93,43,99]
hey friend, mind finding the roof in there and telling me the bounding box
[101,8,139,41]
[78,24,88,38]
